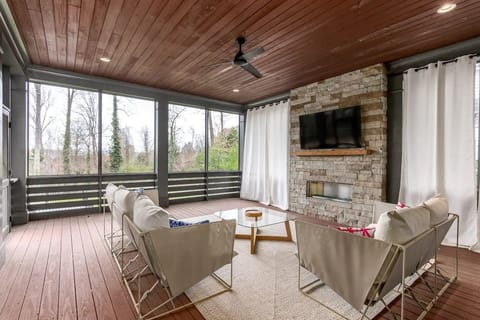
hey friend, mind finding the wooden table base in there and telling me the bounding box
[235,221,293,254]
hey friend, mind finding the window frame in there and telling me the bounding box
[206,109,240,172]
[100,92,157,175]
[167,104,241,174]
[26,81,158,177]
[26,81,101,176]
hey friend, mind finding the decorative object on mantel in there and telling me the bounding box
[291,148,371,157]
[244,208,263,218]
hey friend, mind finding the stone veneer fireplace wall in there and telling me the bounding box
[289,64,388,227]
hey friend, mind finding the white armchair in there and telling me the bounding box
[296,197,458,320]
[123,210,236,320]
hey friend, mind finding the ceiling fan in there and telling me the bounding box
[217,37,265,79]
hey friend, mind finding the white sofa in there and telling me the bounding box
[296,195,458,320]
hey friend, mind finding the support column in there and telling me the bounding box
[239,113,245,171]
[10,75,27,225]
[156,97,169,207]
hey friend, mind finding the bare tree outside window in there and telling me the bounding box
[102,93,155,173]
[28,86,155,175]
[168,104,206,172]
[167,105,239,172]
[62,88,76,174]
[138,125,151,166]
[208,111,239,171]
[76,91,98,173]
[28,83,99,175]
[168,105,185,172]
[29,83,54,174]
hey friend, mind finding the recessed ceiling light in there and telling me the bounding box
[100,57,111,62]
[437,3,456,14]
[232,89,240,92]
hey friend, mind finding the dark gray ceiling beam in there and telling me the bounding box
[26,65,243,114]
[387,36,480,74]
[0,0,29,69]
[244,92,290,111]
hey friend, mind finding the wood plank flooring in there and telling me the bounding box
[0,198,478,319]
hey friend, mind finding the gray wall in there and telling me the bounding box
[386,74,403,203]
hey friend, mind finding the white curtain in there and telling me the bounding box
[241,101,289,210]
[400,55,477,247]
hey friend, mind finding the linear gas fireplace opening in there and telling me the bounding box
[306,181,353,202]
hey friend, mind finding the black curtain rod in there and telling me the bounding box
[403,53,479,73]
[250,98,290,110]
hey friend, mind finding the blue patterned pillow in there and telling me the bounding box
[169,218,209,228]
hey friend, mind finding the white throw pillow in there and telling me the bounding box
[113,187,139,219]
[133,195,169,232]
[142,189,159,206]
[105,183,118,209]
[372,201,397,223]
[422,195,448,226]
[374,206,430,244]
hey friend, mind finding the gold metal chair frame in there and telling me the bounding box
[103,196,138,276]
[123,258,233,320]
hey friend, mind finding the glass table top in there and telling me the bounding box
[214,207,296,228]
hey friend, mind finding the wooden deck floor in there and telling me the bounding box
[0,198,478,319]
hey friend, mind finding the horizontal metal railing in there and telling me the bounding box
[168,171,241,204]
[27,173,157,218]
[27,171,241,217]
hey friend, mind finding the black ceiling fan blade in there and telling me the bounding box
[241,47,265,61]
[241,63,263,78]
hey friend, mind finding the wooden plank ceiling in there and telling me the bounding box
[7,0,480,104]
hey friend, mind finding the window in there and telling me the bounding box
[28,82,98,175]
[168,104,206,172]
[101,94,155,173]
[208,111,239,171]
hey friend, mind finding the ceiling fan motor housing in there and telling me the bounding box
[234,37,248,65]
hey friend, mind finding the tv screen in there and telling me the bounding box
[299,106,362,149]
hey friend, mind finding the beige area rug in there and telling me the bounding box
[185,222,405,320]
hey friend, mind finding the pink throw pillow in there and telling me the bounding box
[396,202,409,209]
[334,226,375,238]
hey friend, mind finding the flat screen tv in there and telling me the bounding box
[299,106,362,149]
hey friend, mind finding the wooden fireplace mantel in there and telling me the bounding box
[291,148,371,157]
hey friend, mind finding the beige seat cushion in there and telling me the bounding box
[374,206,430,244]
[133,195,169,232]
[422,195,448,226]
[113,187,139,219]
